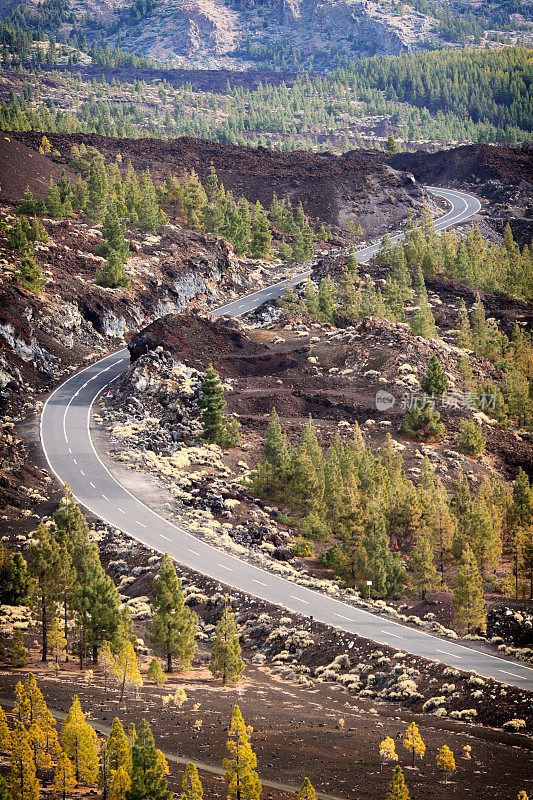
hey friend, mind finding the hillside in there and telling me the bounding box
[1,0,531,68]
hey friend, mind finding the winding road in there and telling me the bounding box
[40,188,533,691]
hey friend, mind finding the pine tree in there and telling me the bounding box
[126,720,171,800]
[17,251,45,295]
[456,420,486,456]
[298,778,316,800]
[14,673,47,730]
[27,521,62,662]
[453,544,486,634]
[0,705,11,752]
[408,535,439,599]
[411,293,436,338]
[436,745,455,782]
[100,641,116,697]
[250,201,272,259]
[10,631,27,668]
[114,641,143,701]
[403,721,425,768]
[400,398,445,441]
[456,300,472,349]
[54,752,76,800]
[61,696,99,785]
[181,763,203,800]
[48,615,66,675]
[147,657,167,686]
[44,179,64,218]
[386,134,398,153]
[10,723,39,800]
[209,600,245,686]
[303,277,319,318]
[104,718,129,771]
[101,200,129,263]
[148,554,197,673]
[0,777,11,800]
[87,157,109,220]
[199,365,227,443]
[96,250,131,289]
[421,355,449,397]
[263,407,290,480]
[346,245,358,279]
[223,706,261,800]
[109,766,131,800]
[137,171,164,233]
[74,551,122,665]
[336,269,359,320]
[318,276,336,322]
[385,765,409,800]
[379,737,398,771]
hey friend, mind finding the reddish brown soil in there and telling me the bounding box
[0,645,531,800]
[28,64,299,93]
[12,131,427,231]
[0,135,74,203]
[391,143,533,189]
[129,313,298,377]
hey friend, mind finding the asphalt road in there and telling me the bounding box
[40,188,533,690]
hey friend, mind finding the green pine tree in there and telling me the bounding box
[199,365,227,443]
[453,544,486,634]
[385,765,410,800]
[421,355,449,397]
[209,600,245,685]
[126,720,171,800]
[148,554,197,673]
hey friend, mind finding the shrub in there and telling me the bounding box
[502,718,526,732]
[400,398,445,441]
[291,536,314,558]
[456,419,486,455]
[422,696,446,712]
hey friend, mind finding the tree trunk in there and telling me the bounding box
[64,587,69,661]
[41,592,48,663]
[514,537,518,600]
[167,651,172,673]
[93,643,98,664]
[120,671,126,701]
[412,746,415,768]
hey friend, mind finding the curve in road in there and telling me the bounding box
[40,188,533,690]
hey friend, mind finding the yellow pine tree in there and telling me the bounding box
[100,641,116,697]
[181,763,203,800]
[107,717,132,774]
[223,706,261,800]
[61,695,99,785]
[0,705,11,752]
[109,765,131,800]
[157,749,169,776]
[14,673,47,728]
[48,615,67,676]
[54,751,76,800]
[379,737,398,771]
[436,745,455,783]
[403,722,425,768]
[114,641,143,701]
[298,777,317,800]
[10,723,39,800]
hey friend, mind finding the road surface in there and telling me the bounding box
[40,188,533,690]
